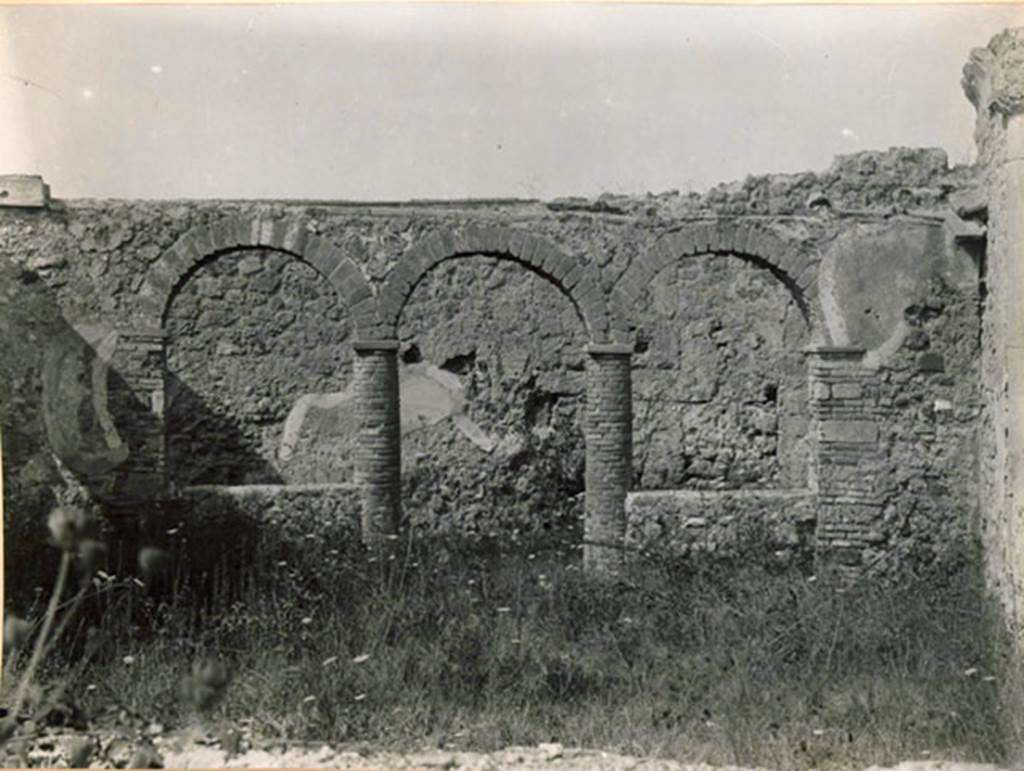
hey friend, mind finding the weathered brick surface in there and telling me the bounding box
[352,342,401,543]
[107,329,168,512]
[584,345,632,572]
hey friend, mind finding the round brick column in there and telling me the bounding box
[352,339,402,545]
[584,343,633,573]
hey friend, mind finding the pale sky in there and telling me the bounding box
[1,4,1022,201]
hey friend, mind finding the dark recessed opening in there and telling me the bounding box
[401,343,423,364]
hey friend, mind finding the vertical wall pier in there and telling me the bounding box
[107,328,167,520]
[352,339,402,546]
[963,27,1024,632]
[584,343,633,574]
[1000,116,1024,622]
[806,346,885,580]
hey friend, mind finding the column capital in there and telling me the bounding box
[587,342,633,357]
[803,345,865,359]
[353,338,400,352]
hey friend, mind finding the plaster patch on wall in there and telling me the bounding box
[863,319,910,370]
[400,363,497,451]
[279,390,355,462]
[816,245,851,347]
[821,222,952,368]
[278,362,496,467]
[42,323,128,475]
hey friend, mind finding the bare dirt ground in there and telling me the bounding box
[14,729,1005,771]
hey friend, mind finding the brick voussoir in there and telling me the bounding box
[136,293,165,322]
[732,224,754,255]
[694,222,715,253]
[190,227,218,259]
[397,243,431,281]
[504,227,528,254]
[562,261,585,290]
[772,252,804,283]
[667,229,695,258]
[282,219,310,256]
[164,240,201,280]
[615,273,643,305]
[547,250,576,283]
[352,310,384,336]
[395,261,424,297]
[630,260,658,292]
[208,218,237,252]
[267,219,290,251]
[228,215,254,248]
[143,263,175,296]
[712,220,735,252]
[649,241,675,275]
[328,259,365,301]
[519,234,546,266]
[587,314,611,342]
[431,228,458,260]
[483,226,513,254]
[246,217,267,247]
[304,237,340,278]
[376,287,405,328]
[794,260,820,292]
[253,218,271,246]
[537,244,565,278]
[747,228,776,262]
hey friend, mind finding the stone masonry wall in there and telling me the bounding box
[0,142,987,576]
[965,28,1024,643]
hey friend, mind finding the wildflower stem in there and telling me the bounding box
[36,581,89,675]
[8,550,71,721]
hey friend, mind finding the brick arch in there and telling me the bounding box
[614,220,826,342]
[377,225,618,342]
[136,215,380,336]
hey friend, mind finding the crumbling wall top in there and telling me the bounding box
[963,26,1024,168]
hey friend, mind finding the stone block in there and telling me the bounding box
[917,352,946,372]
[831,382,863,400]
[0,174,49,207]
[819,419,879,444]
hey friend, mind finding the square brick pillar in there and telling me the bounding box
[806,346,886,579]
[107,328,167,520]
[352,339,401,546]
[584,343,633,574]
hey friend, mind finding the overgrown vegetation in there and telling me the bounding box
[2,505,1017,769]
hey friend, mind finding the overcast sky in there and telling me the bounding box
[1,4,1022,201]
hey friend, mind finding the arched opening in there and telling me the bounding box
[395,254,589,552]
[164,248,352,486]
[632,252,811,491]
[624,241,815,565]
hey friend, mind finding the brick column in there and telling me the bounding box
[107,328,167,518]
[584,343,633,573]
[352,339,401,545]
[806,346,886,579]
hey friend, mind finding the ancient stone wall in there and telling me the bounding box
[0,140,986,576]
[965,28,1024,640]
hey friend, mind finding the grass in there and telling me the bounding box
[10,517,1012,770]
